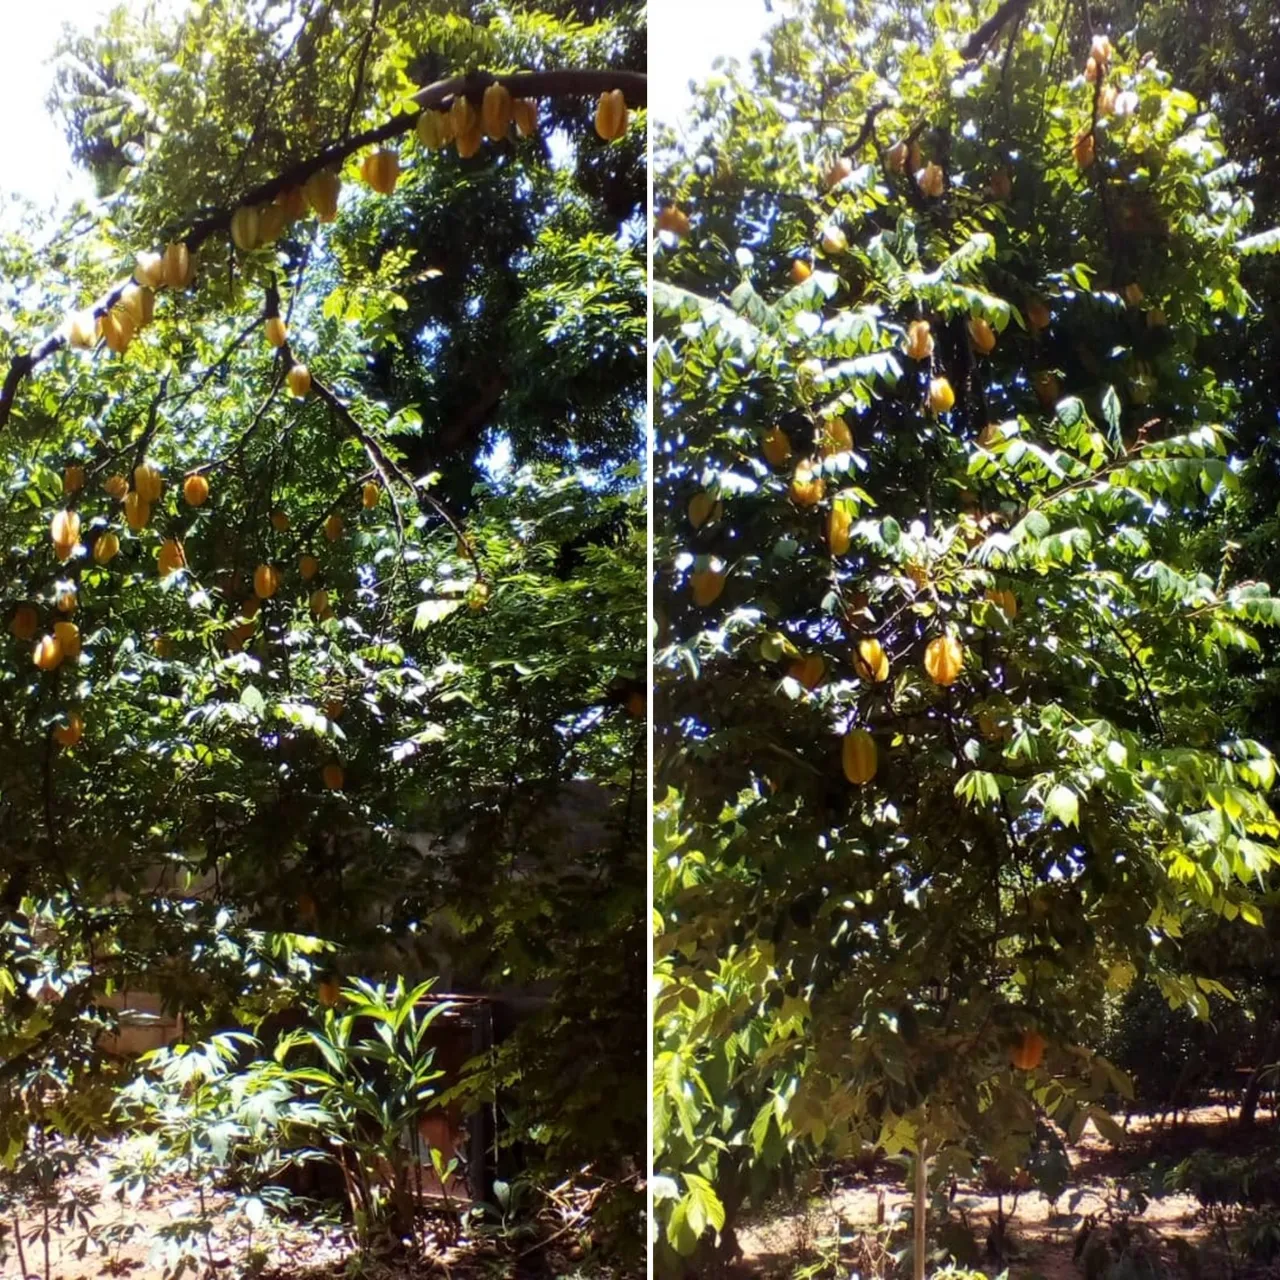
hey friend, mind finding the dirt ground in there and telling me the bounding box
[0,1139,615,1280]
[736,1105,1280,1279]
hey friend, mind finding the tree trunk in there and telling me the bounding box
[1241,1021,1280,1128]
[914,1140,929,1280]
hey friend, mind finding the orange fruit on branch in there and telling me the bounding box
[287,364,311,397]
[53,712,83,748]
[968,316,997,354]
[360,149,400,195]
[594,88,628,141]
[928,377,955,414]
[104,474,128,500]
[183,474,209,507]
[690,566,726,607]
[511,99,537,138]
[323,513,344,543]
[842,729,878,785]
[481,82,513,139]
[924,635,964,686]
[162,242,194,289]
[321,764,345,792]
[93,532,120,565]
[134,462,163,503]
[264,316,287,348]
[854,637,890,683]
[304,170,341,221]
[253,564,281,600]
[362,482,380,510]
[10,605,38,641]
[1010,1029,1046,1071]
[762,426,792,468]
[904,320,933,361]
[33,634,63,671]
[124,493,151,531]
[229,206,260,253]
[299,554,319,581]
[134,251,164,289]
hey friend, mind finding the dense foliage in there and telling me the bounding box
[652,0,1280,1270]
[0,0,645,1269]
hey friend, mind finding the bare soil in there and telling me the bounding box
[0,1139,620,1280]
[735,1106,1280,1279]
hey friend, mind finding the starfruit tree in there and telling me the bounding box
[0,0,647,1246]
[652,0,1280,1270]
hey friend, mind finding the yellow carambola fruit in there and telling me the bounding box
[257,203,286,244]
[362,482,380,509]
[924,634,964,686]
[230,206,260,253]
[53,711,83,748]
[162,242,194,289]
[134,251,165,289]
[310,588,332,618]
[481,82,513,139]
[183,474,209,506]
[928,377,955,414]
[265,316,287,348]
[33,634,63,670]
[904,320,933,360]
[917,162,944,197]
[253,564,281,599]
[10,605,38,640]
[969,316,997,355]
[51,510,81,560]
[275,186,307,223]
[287,364,312,397]
[511,98,537,138]
[304,170,341,222]
[594,88,628,141]
[124,493,151,531]
[455,122,484,159]
[300,554,319,580]
[157,539,186,578]
[828,504,851,555]
[100,307,135,355]
[67,310,97,349]
[104,474,128,500]
[687,492,718,528]
[416,108,453,150]
[54,620,81,659]
[63,464,86,494]
[119,284,154,328]
[324,513,344,542]
[450,95,479,140]
[360,150,400,195]
[690,567,725,607]
[842,729,878,784]
[93,532,120,565]
[854,637,890,683]
[762,426,791,468]
[789,462,824,507]
[134,462,163,503]
[787,654,826,690]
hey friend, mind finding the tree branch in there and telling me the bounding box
[0,67,646,434]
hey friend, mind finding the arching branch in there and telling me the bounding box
[0,67,646,434]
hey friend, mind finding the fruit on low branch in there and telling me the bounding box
[986,587,1018,618]
[51,510,81,561]
[417,108,453,150]
[158,539,185,578]
[309,588,332,619]
[828,504,851,555]
[512,98,537,138]
[687,491,718,528]
[265,316,287,347]
[230,206,260,253]
[320,763,344,791]
[928,376,955,414]
[1010,1029,1046,1070]
[969,316,997,354]
[56,589,76,614]
[854,637,890,683]
[53,712,83,748]
[824,155,853,189]
[93,532,120,565]
[842,728,878,784]
[124,493,151,531]
[119,284,154,328]
[763,426,792,468]
[924,634,964,685]
[299,554,319,580]
[360,149,400,195]
[362,482,380,510]
[821,223,847,254]
[287,364,311,397]
[788,653,826,690]
[54,620,80,658]
[304,170,341,222]
[1026,299,1051,332]
[656,205,691,237]
[323,514,344,542]
[819,418,853,457]
[63,465,85,495]
[67,310,96,349]
[100,307,135,355]
[885,140,908,172]
[482,82,513,139]
[105,475,128,500]
[134,462,163,503]
[789,461,825,506]
[253,564,281,599]
[162,242,194,289]
[690,566,726,607]
[183,474,209,506]
[467,581,490,611]
[257,204,285,244]
[790,259,812,283]
[904,320,933,360]
[917,161,944,197]
[276,186,307,222]
[1073,131,1096,170]
[134,251,165,289]
[10,605,38,641]
[271,510,291,532]
[594,88,628,141]
[33,634,63,670]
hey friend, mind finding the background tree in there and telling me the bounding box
[0,0,645,1267]
[652,0,1280,1270]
